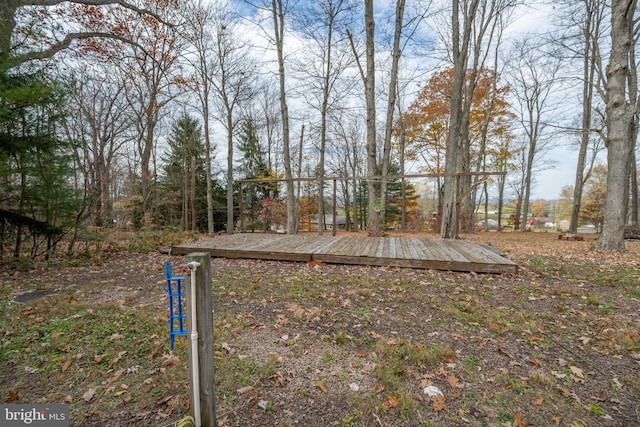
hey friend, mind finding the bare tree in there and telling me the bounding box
[597,0,638,250]
[67,71,133,228]
[552,0,608,234]
[183,0,218,235]
[378,0,407,229]
[120,9,184,222]
[1,0,175,66]
[292,0,353,235]
[269,0,298,234]
[440,0,479,238]
[508,39,562,231]
[205,5,255,234]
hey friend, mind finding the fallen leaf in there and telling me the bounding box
[373,383,385,394]
[533,397,544,405]
[108,368,125,383]
[6,390,20,403]
[316,380,328,393]
[236,386,254,395]
[83,388,97,402]
[383,393,401,409]
[446,374,460,388]
[61,360,73,373]
[94,354,105,363]
[63,395,72,404]
[110,351,127,366]
[569,366,584,378]
[528,358,541,367]
[156,394,174,405]
[161,354,180,367]
[441,353,454,363]
[513,411,527,427]
[435,366,448,376]
[431,394,446,411]
[497,347,513,359]
[356,350,368,358]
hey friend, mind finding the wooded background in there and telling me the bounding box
[0,0,637,256]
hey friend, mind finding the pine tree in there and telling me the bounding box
[160,114,209,231]
[0,68,81,257]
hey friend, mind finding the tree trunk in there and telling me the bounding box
[318,9,336,237]
[380,0,405,227]
[570,0,600,234]
[202,88,215,235]
[441,0,478,239]
[0,2,18,59]
[364,0,379,236]
[272,0,296,234]
[191,155,197,231]
[226,106,234,234]
[631,150,638,224]
[520,146,535,232]
[598,0,636,251]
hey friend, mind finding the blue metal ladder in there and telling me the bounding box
[165,261,187,350]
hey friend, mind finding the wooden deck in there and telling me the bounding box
[171,234,517,274]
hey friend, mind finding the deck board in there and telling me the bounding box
[172,234,517,274]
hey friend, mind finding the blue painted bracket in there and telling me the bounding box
[165,261,188,350]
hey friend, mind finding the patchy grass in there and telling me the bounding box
[1,232,639,426]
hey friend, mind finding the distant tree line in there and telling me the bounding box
[0,0,639,257]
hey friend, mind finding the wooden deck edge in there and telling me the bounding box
[171,241,518,274]
[171,245,312,262]
[312,254,516,274]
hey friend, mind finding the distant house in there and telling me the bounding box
[312,214,347,231]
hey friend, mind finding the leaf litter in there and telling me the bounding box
[1,232,638,426]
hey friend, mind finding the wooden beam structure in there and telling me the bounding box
[172,234,518,274]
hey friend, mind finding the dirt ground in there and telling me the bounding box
[1,231,639,427]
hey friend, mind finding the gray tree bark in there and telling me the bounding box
[364,0,379,236]
[380,0,405,227]
[441,0,479,238]
[597,0,637,251]
[569,0,604,234]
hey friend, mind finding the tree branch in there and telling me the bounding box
[11,31,150,64]
[24,0,173,27]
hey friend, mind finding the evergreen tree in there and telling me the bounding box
[0,68,81,257]
[237,117,279,231]
[160,114,211,231]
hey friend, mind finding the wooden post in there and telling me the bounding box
[185,252,215,426]
[332,179,337,236]
[239,184,244,233]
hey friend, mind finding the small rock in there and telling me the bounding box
[423,385,443,397]
[349,383,360,392]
